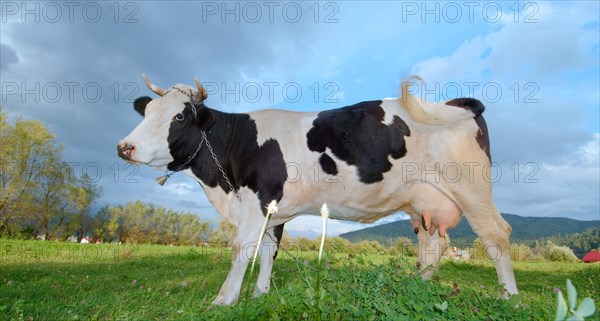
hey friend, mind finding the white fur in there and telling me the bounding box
[119,85,196,169]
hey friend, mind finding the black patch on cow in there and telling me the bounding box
[445,98,489,161]
[271,223,285,260]
[474,115,491,162]
[306,101,411,184]
[167,103,287,213]
[185,102,215,130]
[319,154,338,175]
[445,98,485,116]
[133,96,152,116]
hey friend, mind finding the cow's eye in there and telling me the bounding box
[174,113,185,122]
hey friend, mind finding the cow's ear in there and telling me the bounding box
[133,96,152,116]
[197,107,214,130]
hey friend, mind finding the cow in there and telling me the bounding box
[117,74,518,305]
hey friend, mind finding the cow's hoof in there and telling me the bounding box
[212,295,238,306]
[499,287,518,300]
[420,270,434,281]
[253,285,270,298]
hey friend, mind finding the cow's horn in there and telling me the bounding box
[143,73,166,96]
[194,77,208,101]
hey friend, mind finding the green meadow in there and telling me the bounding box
[0,240,597,320]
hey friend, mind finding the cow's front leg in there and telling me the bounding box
[254,224,285,297]
[212,218,263,305]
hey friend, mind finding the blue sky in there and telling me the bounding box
[1,1,598,236]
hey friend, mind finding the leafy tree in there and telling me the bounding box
[67,174,102,242]
[0,112,62,237]
[208,219,237,246]
[32,161,72,238]
[92,205,111,241]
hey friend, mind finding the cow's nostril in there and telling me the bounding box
[117,143,135,159]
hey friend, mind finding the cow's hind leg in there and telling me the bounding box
[254,223,285,297]
[458,197,518,296]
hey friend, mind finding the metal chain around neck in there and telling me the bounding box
[157,93,242,202]
[201,131,242,201]
[158,135,205,183]
[158,131,241,201]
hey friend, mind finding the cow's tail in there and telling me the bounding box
[398,76,485,125]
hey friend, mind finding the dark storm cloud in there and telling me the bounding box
[0,43,19,70]
[1,1,598,234]
[0,1,341,223]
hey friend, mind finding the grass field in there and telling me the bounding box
[0,240,598,320]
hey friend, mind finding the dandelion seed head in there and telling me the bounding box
[267,200,278,214]
[320,203,329,219]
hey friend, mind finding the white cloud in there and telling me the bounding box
[413,2,599,83]
[412,36,488,83]
[286,216,360,237]
[578,133,600,165]
[157,182,197,197]
[542,133,599,181]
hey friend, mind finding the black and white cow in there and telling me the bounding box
[118,75,517,305]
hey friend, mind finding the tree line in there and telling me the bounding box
[95,201,211,245]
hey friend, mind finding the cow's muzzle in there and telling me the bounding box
[117,143,135,160]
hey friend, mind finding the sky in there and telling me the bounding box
[1,1,599,237]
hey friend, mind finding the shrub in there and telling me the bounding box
[294,236,318,251]
[470,238,488,260]
[208,219,237,247]
[543,243,579,262]
[510,243,533,262]
[327,236,351,253]
[467,239,535,262]
[390,237,417,257]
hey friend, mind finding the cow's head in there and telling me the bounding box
[117,74,213,170]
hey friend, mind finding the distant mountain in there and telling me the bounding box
[287,229,321,239]
[339,214,599,245]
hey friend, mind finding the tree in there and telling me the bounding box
[92,205,111,241]
[0,112,61,237]
[32,161,72,238]
[67,174,102,242]
[208,219,237,246]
